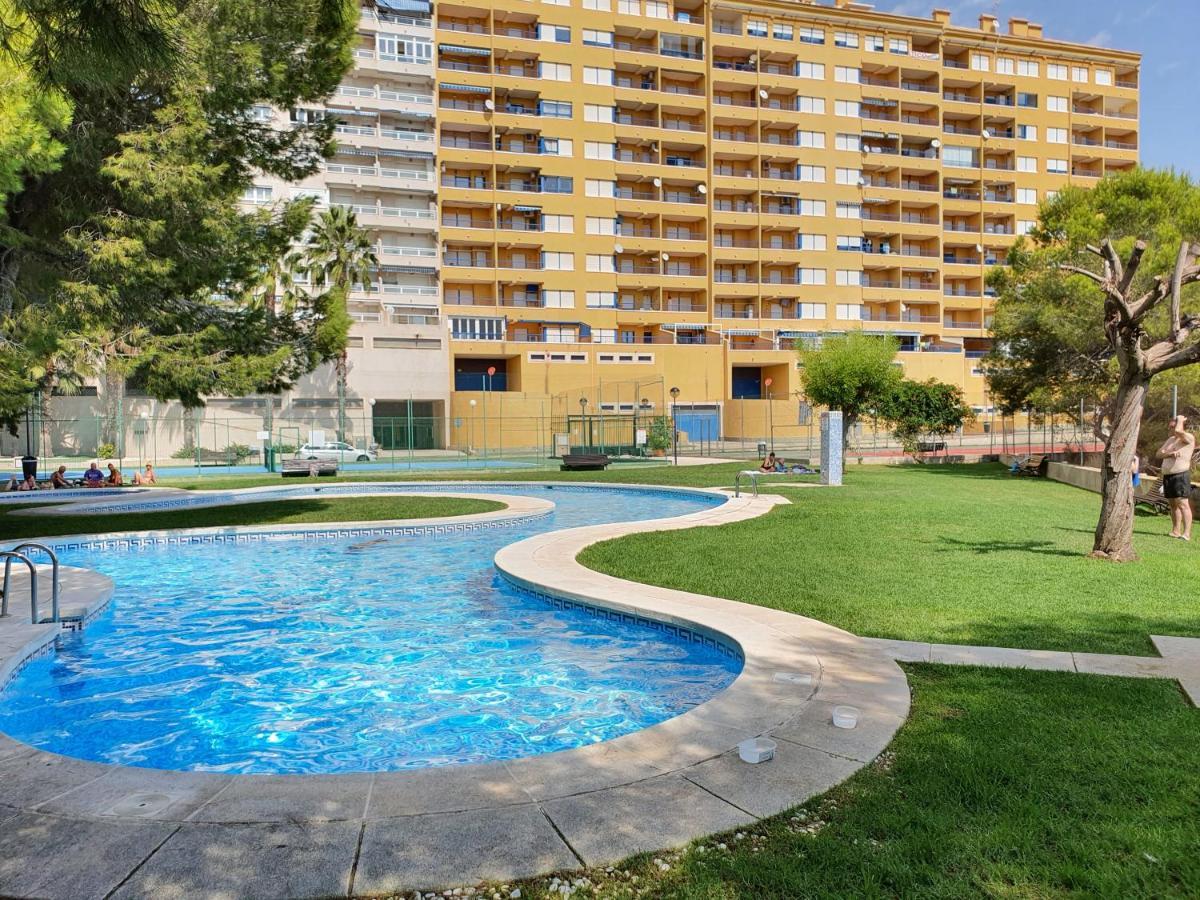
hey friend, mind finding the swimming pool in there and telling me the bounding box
[0,485,740,775]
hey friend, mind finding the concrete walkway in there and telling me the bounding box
[869,635,1200,705]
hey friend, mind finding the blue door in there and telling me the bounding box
[674,406,720,443]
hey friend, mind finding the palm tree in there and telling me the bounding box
[301,206,377,441]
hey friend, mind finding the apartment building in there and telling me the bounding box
[247,0,1138,448]
[246,0,448,447]
[434,0,1139,442]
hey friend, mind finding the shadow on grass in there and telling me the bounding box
[876,462,1014,481]
[936,535,1080,558]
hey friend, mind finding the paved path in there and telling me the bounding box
[869,636,1200,704]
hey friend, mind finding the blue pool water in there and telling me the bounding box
[0,485,738,774]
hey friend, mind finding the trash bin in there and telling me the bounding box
[263,447,276,473]
[756,441,767,456]
[20,455,37,481]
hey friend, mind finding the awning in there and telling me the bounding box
[512,205,541,212]
[440,43,491,56]
[776,330,819,338]
[723,328,762,335]
[378,148,433,159]
[333,147,377,158]
[663,323,707,331]
[378,0,430,13]
[327,106,377,118]
[440,82,491,94]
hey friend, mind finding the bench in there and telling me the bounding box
[560,453,610,472]
[1012,455,1046,477]
[917,440,947,453]
[282,459,338,478]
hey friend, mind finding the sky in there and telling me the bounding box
[878,0,1199,177]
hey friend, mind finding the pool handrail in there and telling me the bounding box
[0,551,39,624]
[8,543,60,623]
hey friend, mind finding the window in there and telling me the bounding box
[835,31,859,49]
[997,57,1015,75]
[538,99,572,118]
[1048,63,1067,80]
[583,0,611,9]
[1017,188,1037,205]
[1017,92,1037,108]
[1017,124,1038,141]
[539,175,573,193]
[835,66,860,83]
[542,252,574,270]
[797,96,826,114]
[543,214,574,233]
[450,317,505,341]
[251,105,274,122]
[836,133,861,152]
[835,100,860,117]
[1047,127,1067,144]
[1017,156,1037,173]
[797,130,825,149]
[797,233,827,250]
[836,235,863,251]
[889,38,909,55]
[591,329,617,344]
[1095,69,1113,86]
[795,62,824,80]
[586,217,616,235]
[583,66,613,85]
[584,104,613,123]
[798,268,826,285]
[582,29,612,47]
[799,26,825,45]
[798,301,827,316]
[586,254,614,273]
[587,291,616,307]
[1048,95,1068,113]
[538,24,570,42]
[1017,220,1036,236]
[539,62,571,81]
[617,0,638,12]
[798,199,826,216]
[585,141,614,160]
[1017,59,1039,77]
[1072,66,1089,83]
[773,23,793,41]
[547,138,572,156]
[747,19,767,37]
[970,53,990,72]
[543,326,577,344]
[836,166,862,184]
[646,1,667,19]
[585,179,614,197]
[1047,158,1068,174]
[864,34,883,52]
[243,185,273,204]
[836,201,861,219]
[543,290,575,307]
[836,269,863,286]
[1046,190,1059,201]
[943,145,976,167]
[797,165,825,183]
[836,303,863,320]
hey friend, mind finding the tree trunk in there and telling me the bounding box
[842,413,856,451]
[335,350,347,442]
[101,363,126,456]
[1092,370,1150,561]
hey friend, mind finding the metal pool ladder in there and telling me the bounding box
[0,543,61,624]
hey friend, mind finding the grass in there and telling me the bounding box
[492,666,1200,900]
[0,495,502,542]
[580,463,1200,655]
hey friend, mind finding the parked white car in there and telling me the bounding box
[296,441,377,462]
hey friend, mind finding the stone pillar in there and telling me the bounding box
[821,411,843,486]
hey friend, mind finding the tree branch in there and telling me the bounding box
[1169,240,1198,339]
[1060,264,1105,285]
[1117,240,1145,297]
[1101,239,1125,290]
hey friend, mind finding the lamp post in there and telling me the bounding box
[669,386,680,466]
[764,376,774,453]
[468,399,477,456]
[579,396,588,452]
[483,366,495,462]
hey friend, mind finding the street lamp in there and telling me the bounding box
[764,377,775,453]
[669,386,680,466]
[579,397,588,452]
[468,398,477,456]
[484,366,496,462]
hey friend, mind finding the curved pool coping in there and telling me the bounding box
[0,483,910,899]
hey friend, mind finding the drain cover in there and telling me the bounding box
[103,792,177,817]
[773,672,813,686]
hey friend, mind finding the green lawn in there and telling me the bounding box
[0,495,502,542]
[497,666,1200,900]
[580,463,1200,656]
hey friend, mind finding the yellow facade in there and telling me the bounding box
[434,0,1138,437]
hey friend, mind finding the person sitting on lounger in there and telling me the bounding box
[105,463,124,487]
[759,453,778,473]
[51,465,69,489]
[132,463,156,486]
[82,462,104,488]
[16,474,37,491]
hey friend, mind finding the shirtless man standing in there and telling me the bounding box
[1159,415,1195,541]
